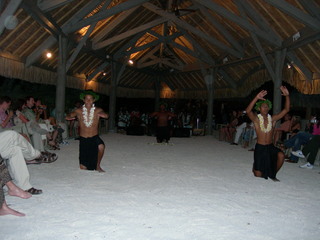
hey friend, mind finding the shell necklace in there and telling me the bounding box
[257,114,272,133]
[82,104,95,127]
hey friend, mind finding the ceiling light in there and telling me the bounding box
[46,52,52,58]
[128,59,134,65]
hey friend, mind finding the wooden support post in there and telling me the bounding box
[205,68,215,135]
[154,76,161,111]
[108,61,117,132]
[55,35,67,123]
[273,50,286,126]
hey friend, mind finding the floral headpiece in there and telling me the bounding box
[80,90,100,101]
[255,99,272,111]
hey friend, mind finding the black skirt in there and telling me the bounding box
[79,135,104,170]
[253,143,281,179]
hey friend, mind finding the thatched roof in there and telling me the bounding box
[0,0,320,99]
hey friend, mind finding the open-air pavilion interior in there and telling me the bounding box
[0,0,320,129]
[0,1,320,239]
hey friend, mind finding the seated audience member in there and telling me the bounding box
[0,156,32,217]
[34,98,65,137]
[273,113,292,144]
[290,115,320,168]
[289,116,301,137]
[140,112,150,135]
[126,107,145,136]
[23,96,59,150]
[283,115,319,163]
[0,130,57,195]
[242,121,255,148]
[68,101,82,138]
[0,96,15,130]
[1,97,31,141]
[219,110,238,142]
[117,108,130,133]
[33,98,48,121]
[130,107,141,126]
[248,127,257,151]
[181,109,192,128]
[231,111,250,145]
[12,99,29,126]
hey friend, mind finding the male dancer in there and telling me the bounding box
[246,86,290,181]
[150,103,175,143]
[66,90,108,172]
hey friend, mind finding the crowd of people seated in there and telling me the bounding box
[218,109,257,150]
[0,95,61,215]
[283,114,320,168]
[0,96,65,150]
[115,101,208,138]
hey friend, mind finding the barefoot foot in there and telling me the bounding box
[96,167,105,173]
[7,182,32,199]
[0,202,26,217]
[271,177,280,182]
[79,164,87,170]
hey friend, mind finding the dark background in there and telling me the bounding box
[1,75,318,123]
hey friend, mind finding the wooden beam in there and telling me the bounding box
[92,6,138,44]
[93,17,168,50]
[238,65,266,85]
[87,61,110,81]
[68,0,150,33]
[143,2,243,58]
[238,0,282,43]
[197,4,244,55]
[218,69,237,89]
[193,0,281,46]
[0,0,23,36]
[168,42,202,62]
[165,45,184,66]
[251,32,276,81]
[236,1,276,82]
[114,31,148,60]
[25,0,104,67]
[125,32,183,55]
[66,23,97,71]
[137,45,160,64]
[287,51,313,81]
[265,0,320,31]
[160,59,183,71]
[21,1,64,37]
[299,0,320,21]
[116,63,126,84]
[282,27,320,49]
[37,0,75,12]
[137,58,161,68]
[65,0,109,71]
[176,26,215,65]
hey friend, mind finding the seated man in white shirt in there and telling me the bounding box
[0,130,58,195]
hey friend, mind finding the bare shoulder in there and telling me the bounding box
[95,107,104,113]
[75,108,82,115]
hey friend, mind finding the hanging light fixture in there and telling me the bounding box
[46,52,52,58]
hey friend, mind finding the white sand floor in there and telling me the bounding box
[1,133,320,240]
